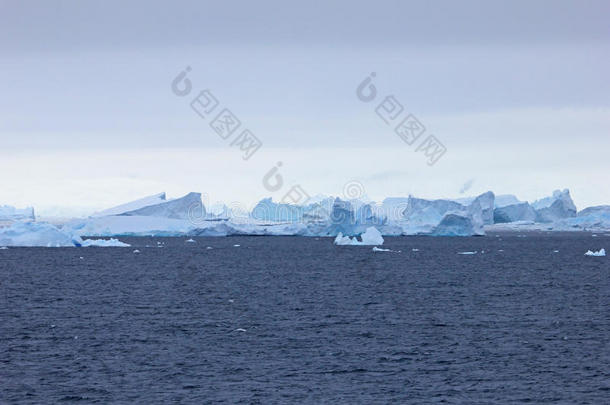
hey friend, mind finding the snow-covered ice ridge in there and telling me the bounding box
[1,188,609,245]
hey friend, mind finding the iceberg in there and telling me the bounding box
[532,189,577,223]
[0,222,82,247]
[334,226,384,246]
[493,202,537,223]
[91,192,166,217]
[0,205,35,223]
[578,205,610,217]
[401,192,488,235]
[81,238,131,247]
[251,198,304,222]
[584,248,606,257]
[121,192,203,220]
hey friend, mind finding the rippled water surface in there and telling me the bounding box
[1,233,609,403]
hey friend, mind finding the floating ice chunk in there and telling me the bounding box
[0,246,7,250]
[206,246,213,249]
[412,248,419,251]
[584,248,606,257]
[133,249,140,254]
[553,250,559,253]
[233,244,240,247]
[235,328,247,332]
[81,238,130,247]
[334,227,384,246]
[186,238,196,243]
[372,247,391,252]
[457,251,477,255]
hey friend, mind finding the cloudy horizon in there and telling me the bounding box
[2,0,609,215]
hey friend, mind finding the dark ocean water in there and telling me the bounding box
[1,233,609,404]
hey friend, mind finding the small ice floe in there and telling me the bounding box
[234,328,247,332]
[0,246,8,250]
[233,244,240,247]
[334,227,384,246]
[79,256,84,260]
[458,251,477,255]
[133,249,140,254]
[412,248,419,252]
[81,238,130,247]
[498,249,504,252]
[372,247,391,252]
[584,248,606,257]
[50,324,56,328]
[553,250,559,253]
[186,238,196,243]
[228,299,234,303]
[206,246,213,250]
[592,234,598,237]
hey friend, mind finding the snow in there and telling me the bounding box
[584,248,605,257]
[334,227,384,246]
[81,238,131,247]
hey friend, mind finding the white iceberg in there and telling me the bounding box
[81,238,131,247]
[334,226,384,246]
[584,248,605,257]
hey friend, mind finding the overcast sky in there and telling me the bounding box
[1,0,609,215]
